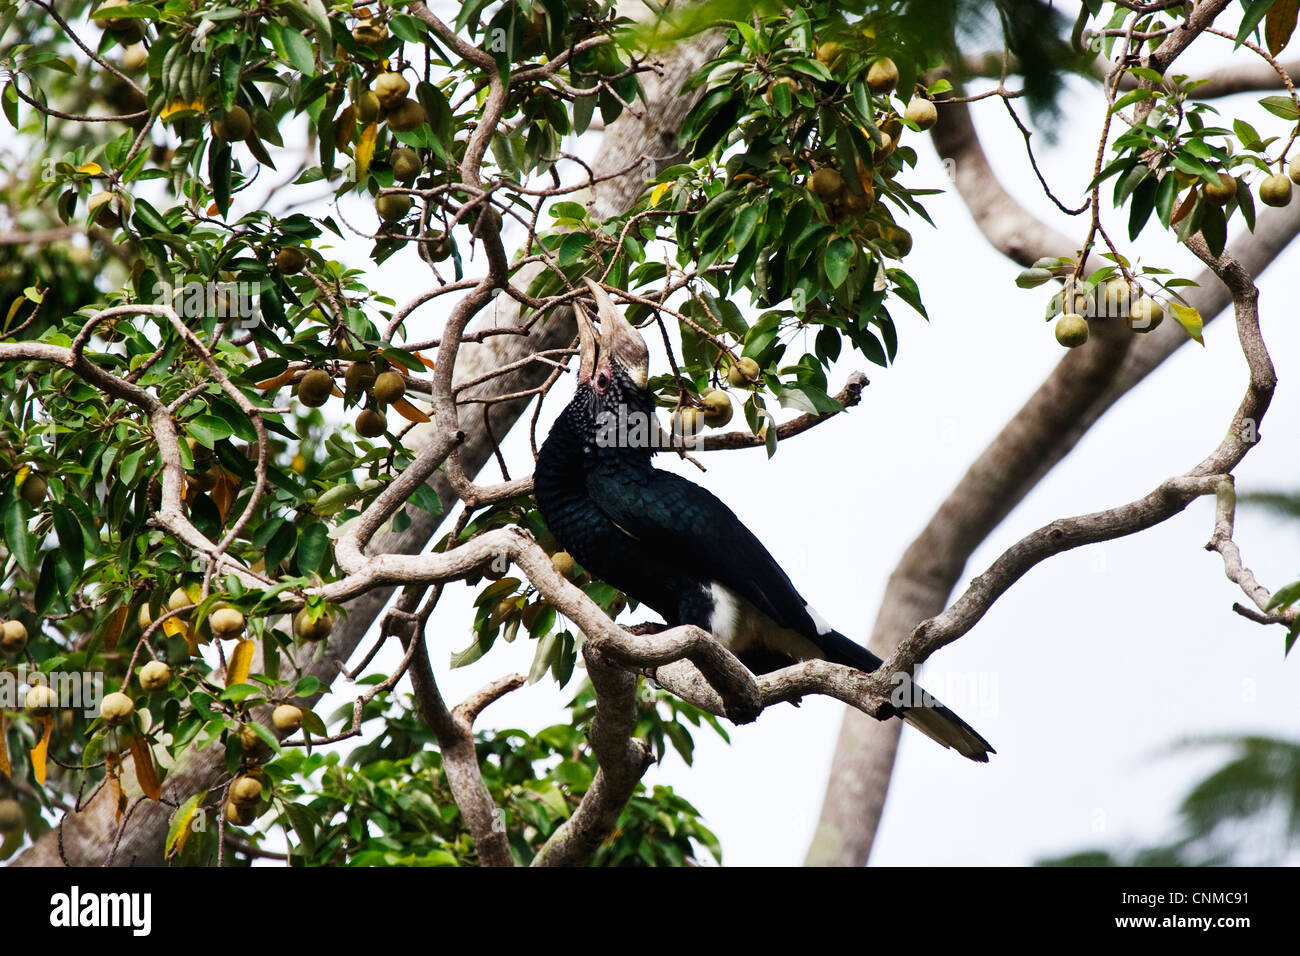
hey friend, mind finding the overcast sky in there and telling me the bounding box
[296,34,1300,867]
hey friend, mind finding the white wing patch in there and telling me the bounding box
[708,583,822,661]
[806,603,834,636]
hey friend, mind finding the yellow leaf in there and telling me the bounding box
[103,605,129,652]
[391,397,431,423]
[161,616,187,639]
[226,638,255,688]
[129,735,162,801]
[650,182,671,207]
[356,122,379,181]
[106,751,125,820]
[414,351,435,371]
[166,792,205,858]
[76,161,103,175]
[255,369,298,391]
[29,716,52,785]
[210,469,237,523]
[335,104,356,150]
[1170,301,1204,345]
[0,714,11,777]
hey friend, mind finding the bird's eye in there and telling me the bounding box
[596,371,610,389]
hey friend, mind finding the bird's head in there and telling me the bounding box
[577,277,649,396]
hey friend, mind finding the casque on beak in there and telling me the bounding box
[582,277,648,389]
[574,300,598,384]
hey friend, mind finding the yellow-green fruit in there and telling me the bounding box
[275,247,307,274]
[373,72,410,109]
[356,90,381,124]
[272,704,303,732]
[673,407,704,437]
[139,660,171,692]
[375,193,412,222]
[345,362,376,393]
[1289,154,1300,185]
[88,191,121,228]
[551,551,576,580]
[1203,172,1236,205]
[20,473,47,506]
[214,106,251,142]
[293,608,333,643]
[353,19,388,48]
[726,356,761,387]
[355,408,387,438]
[238,722,271,758]
[372,370,406,404]
[168,587,193,614]
[701,389,734,428]
[297,369,333,408]
[430,233,454,262]
[0,799,22,833]
[764,76,798,105]
[210,607,245,640]
[815,42,845,71]
[881,224,912,256]
[866,57,899,93]
[842,189,872,215]
[224,799,257,825]
[1259,173,1293,207]
[385,98,426,132]
[100,691,135,725]
[391,147,421,183]
[137,603,153,630]
[810,167,845,198]
[904,96,938,130]
[1128,296,1164,332]
[96,0,146,43]
[1055,312,1089,348]
[25,683,59,714]
[1,619,29,653]
[229,775,264,805]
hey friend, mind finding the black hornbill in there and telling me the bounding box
[535,279,994,762]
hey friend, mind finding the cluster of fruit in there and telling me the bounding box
[672,357,762,436]
[296,361,408,438]
[1052,276,1165,349]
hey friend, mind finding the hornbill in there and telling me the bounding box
[534,279,994,762]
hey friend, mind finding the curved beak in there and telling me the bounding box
[574,301,598,383]
[583,278,648,388]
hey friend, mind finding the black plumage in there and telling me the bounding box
[535,280,994,762]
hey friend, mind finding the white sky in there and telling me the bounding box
[290,33,1300,867]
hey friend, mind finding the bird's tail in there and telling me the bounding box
[819,631,995,763]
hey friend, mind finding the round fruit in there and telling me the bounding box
[224,799,257,825]
[842,189,872,215]
[209,607,245,640]
[139,660,171,692]
[880,224,912,256]
[764,76,798,105]
[293,608,333,643]
[272,704,303,732]
[551,551,576,580]
[1,619,29,654]
[373,72,410,109]
[137,603,154,630]
[673,407,704,438]
[815,42,845,71]
[297,369,333,408]
[353,19,388,48]
[275,247,307,274]
[100,691,135,725]
[385,98,426,132]
[375,193,412,222]
[88,192,121,229]
[391,147,421,183]
[168,587,193,614]
[19,473,47,506]
[371,370,406,404]
[701,389,734,428]
[430,233,454,261]
[356,90,381,124]
[345,361,376,393]
[726,356,761,387]
[1289,154,1300,185]
[1203,172,1236,205]
[214,106,251,141]
[1128,296,1164,332]
[25,683,58,714]
[904,96,938,130]
[866,57,899,93]
[1259,173,1293,207]
[238,722,271,758]
[229,775,263,805]
[0,798,22,833]
[355,408,387,438]
[810,167,845,199]
[1055,312,1089,348]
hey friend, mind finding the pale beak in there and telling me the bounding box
[574,301,598,383]
[582,278,648,388]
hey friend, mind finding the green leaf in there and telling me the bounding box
[187,414,233,449]
[823,238,854,288]
[295,522,330,574]
[50,503,84,573]
[3,495,34,571]
[1259,95,1299,121]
